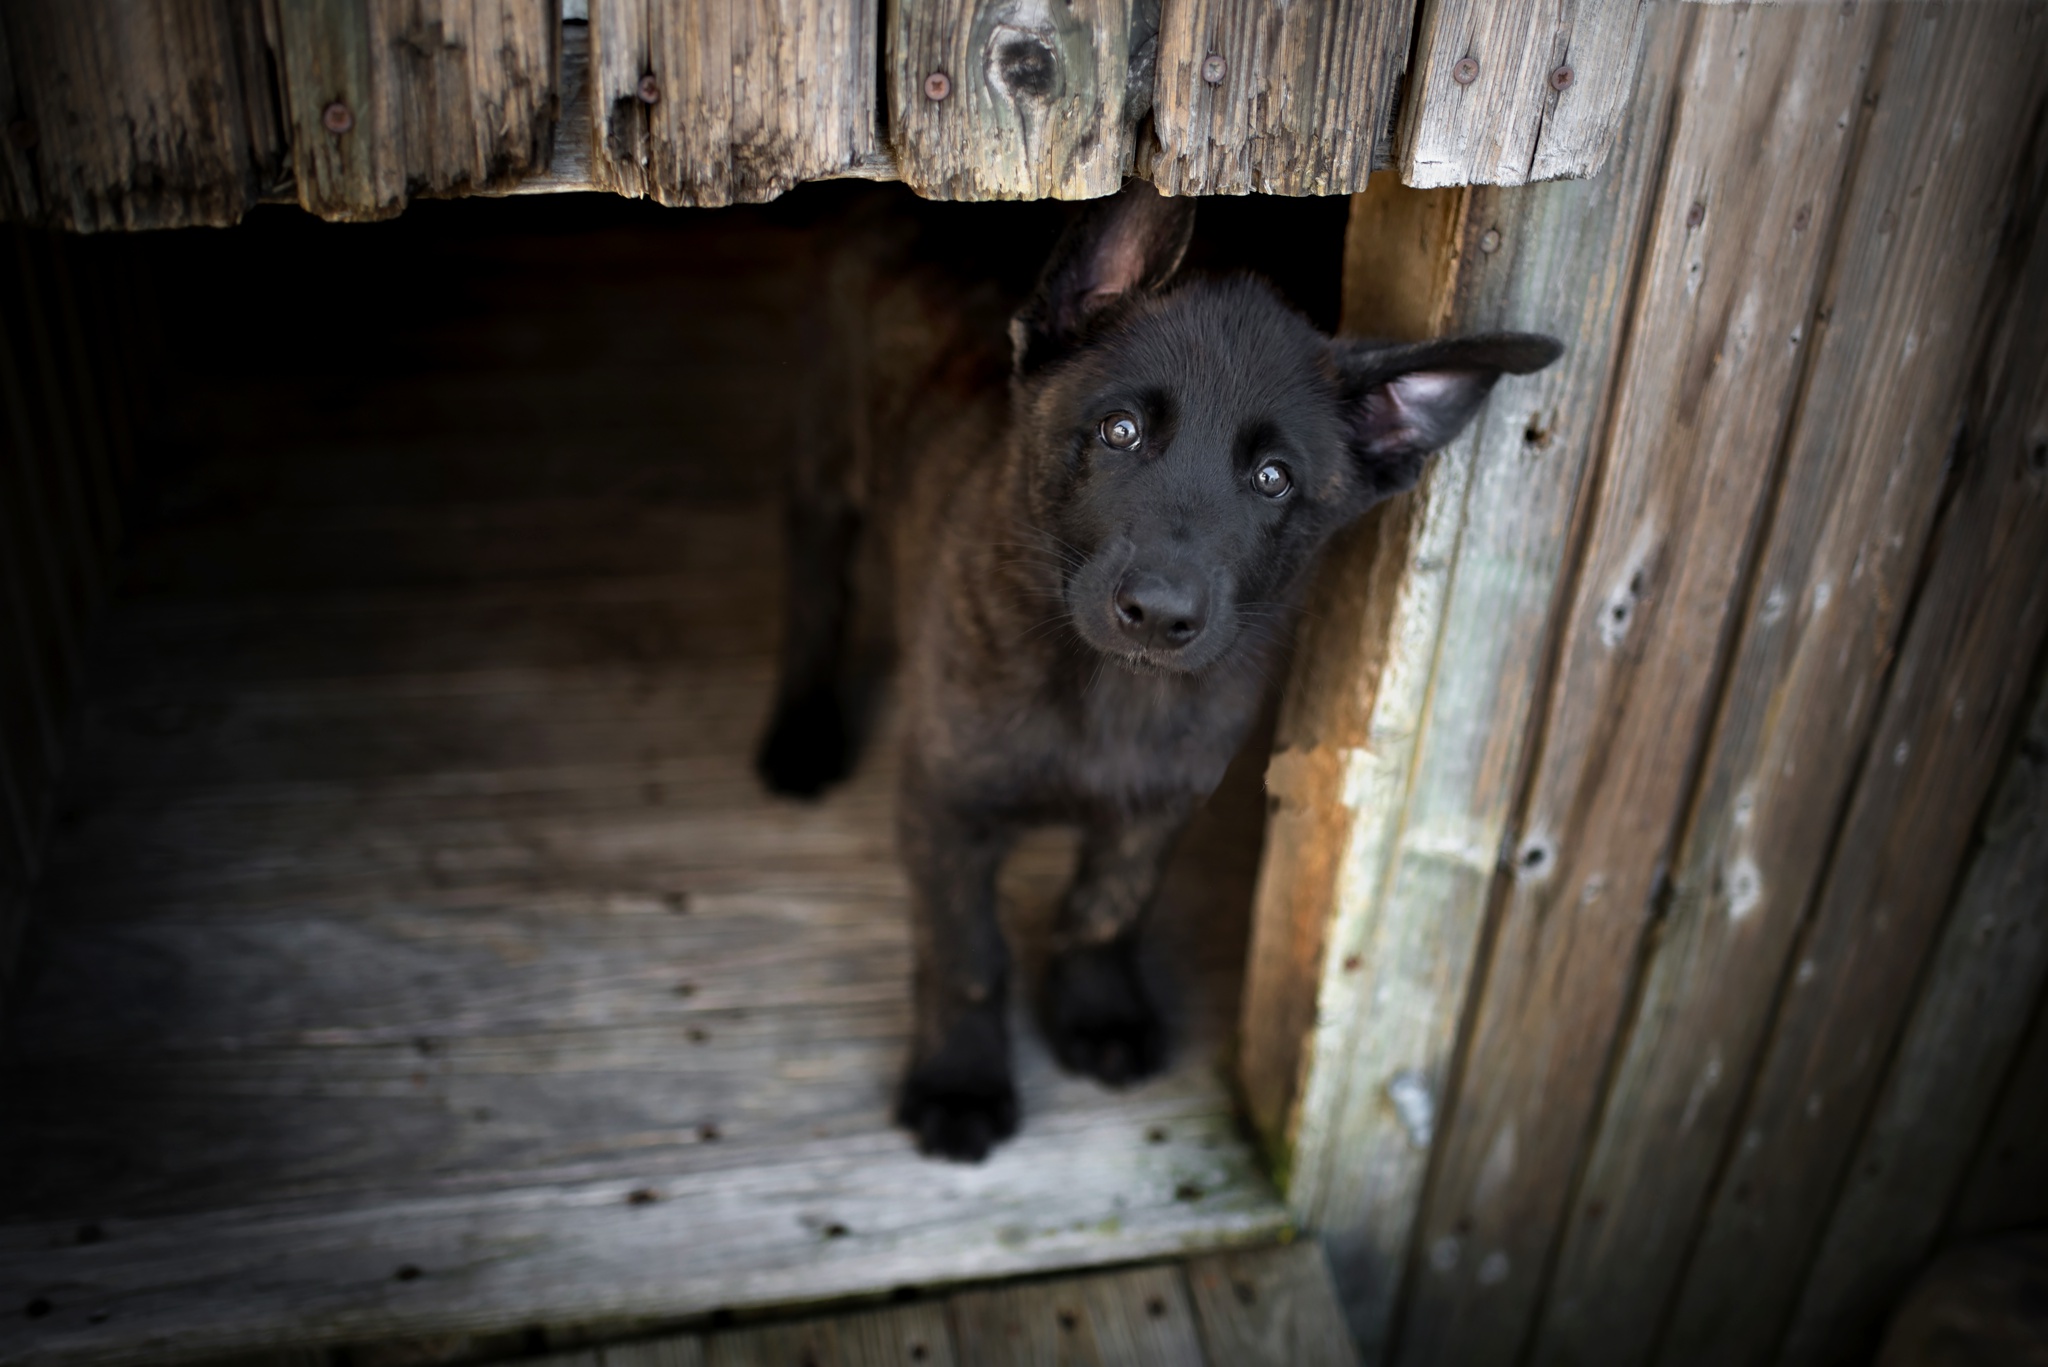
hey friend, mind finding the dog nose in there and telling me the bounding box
[1113,573,1207,650]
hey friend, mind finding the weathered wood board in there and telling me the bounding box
[1183,1240,1358,1367]
[1233,7,1685,1356]
[1392,7,1884,1362]
[1144,0,1415,196]
[269,0,560,220]
[0,0,283,230]
[1398,0,1652,188]
[886,0,1138,201]
[1530,7,2048,1364]
[1650,16,2048,1361]
[592,0,880,206]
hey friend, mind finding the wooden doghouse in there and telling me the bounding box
[2,3,2045,1365]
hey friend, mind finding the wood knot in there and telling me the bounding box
[996,38,1055,98]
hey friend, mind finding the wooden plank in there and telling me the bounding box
[1184,1241,1357,1367]
[1231,8,1685,1355]
[1948,988,2048,1242]
[1533,7,2048,1363]
[949,1263,1207,1365]
[0,1109,1279,1367]
[1780,666,2048,1365]
[605,1339,708,1367]
[886,0,1134,201]
[270,0,560,221]
[1652,18,2048,1361]
[593,0,879,206]
[1386,7,1886,1364]
[1397,0,1652,189]
[0,11,39,222]
[0,0,279,229]
[708,1304,954,1366]
[1144,0,1415,196]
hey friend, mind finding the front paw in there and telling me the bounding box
[755,689,852,798]
[1043,939,1167,1087]
[897,1060,1019,1163]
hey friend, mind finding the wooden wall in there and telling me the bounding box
[0,227,147,1020]
[1242,4,2048,1364]
[0,0,1657,225]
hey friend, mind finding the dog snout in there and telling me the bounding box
[1112,572,1208,651]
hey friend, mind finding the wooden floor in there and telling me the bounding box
[519,1242,1357,1367]
[0,199,1288,1366]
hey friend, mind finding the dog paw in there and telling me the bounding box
[896,1066,1019,1163]
[1043,941,1167,1087]
[755,691,852,798]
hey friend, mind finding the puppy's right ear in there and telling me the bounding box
[1012,180,1196,375]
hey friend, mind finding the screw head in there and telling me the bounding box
[924,70,951,101]
[1686,200,1707,229]
[321,100,353,135]
[1549,64,1575,92]
[1202,53,1227,85]
[1479,227,1502,254]
[637,74,661,105]
[1452,56,1480,85]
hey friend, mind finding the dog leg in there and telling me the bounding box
[896,774,1019,1162]
[1042,805,1191,1086]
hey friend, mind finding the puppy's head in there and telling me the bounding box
[1010,182,1562,676]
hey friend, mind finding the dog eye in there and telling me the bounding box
[1252,460,1294,499]
[1099,412,1142,450]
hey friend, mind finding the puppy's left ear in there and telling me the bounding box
[1331,332,1564,502]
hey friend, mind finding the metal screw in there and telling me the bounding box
[1549,64,1575,92]
[1686,200,1707,229]
[924,70,951,101]
[1202,53,1227,85]
[637,74,661,105]
[321,101,353,135]
[1479,227,1502,254]
[6,119,37,150]
[1452,56,1480,85]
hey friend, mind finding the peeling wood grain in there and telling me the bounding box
[1184,1241,1359,1366]
[270,0,560,221]
[1145,0,1415,196]
[593,0,879,206]
[1397,8,1889,1363]
[0,0,282,229]
[1235,10,1685,1358]
[1398,0,1653,189]
[888,0,1137,200]
[1653,14,2048,1359]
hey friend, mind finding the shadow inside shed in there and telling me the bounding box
[1,185,1350,1362]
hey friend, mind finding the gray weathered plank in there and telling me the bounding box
[592,0,878,206]
[949,1263,1206,1365]
[1184,1241,1357,1367]
[1234,7,1685,1356]
[270,0,560,221]
[1393,7,1884,1363]
[887,0,1136,200]
[1780,670,2048,1365]
[1533,6,2048,1363]
[1767,96,2048,1367]
[0,0,280,229]
[1652,15,2048,1361]
[1397,0,1652,189]
[1144,0,1415,196]
[707,1304,954,1366]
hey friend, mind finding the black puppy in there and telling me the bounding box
[759,182,1561,1162]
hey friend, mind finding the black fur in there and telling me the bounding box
[760,184,1562,1161]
